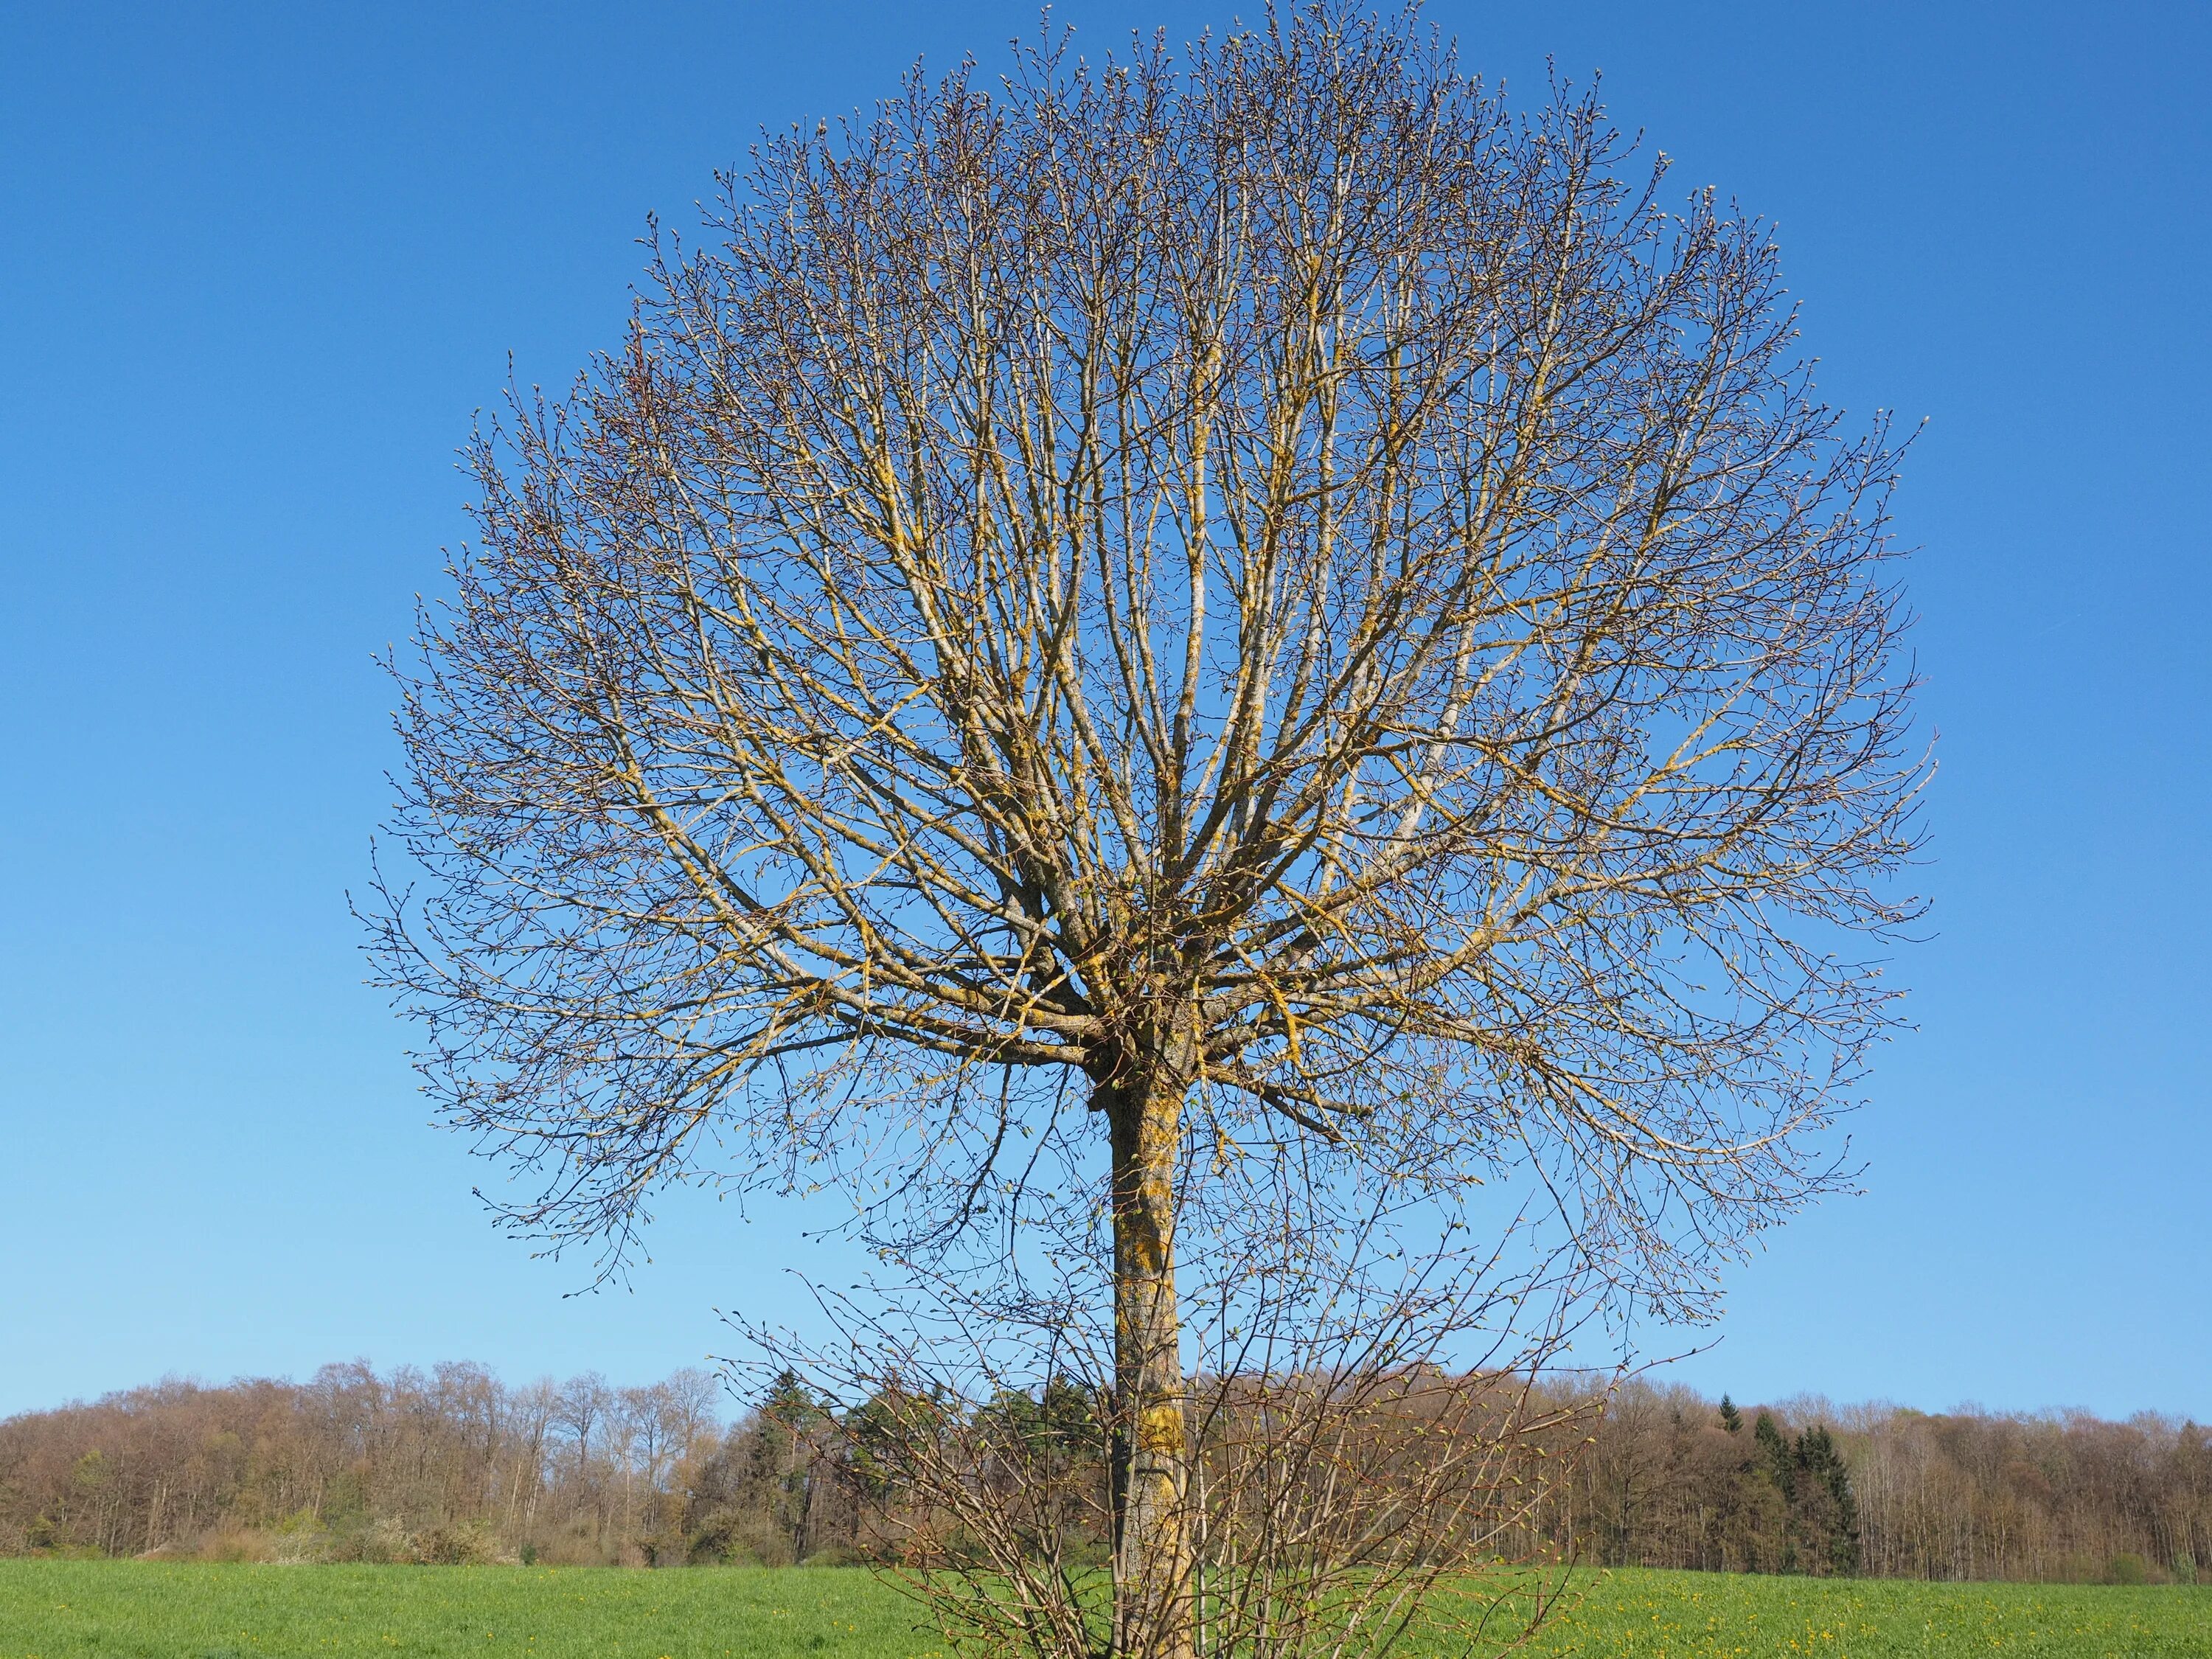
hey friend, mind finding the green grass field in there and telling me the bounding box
[0,1562,2204,1659]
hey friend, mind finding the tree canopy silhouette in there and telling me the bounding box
[371,6,1922,1654]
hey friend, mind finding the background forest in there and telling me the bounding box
[1,1364,2203,1586]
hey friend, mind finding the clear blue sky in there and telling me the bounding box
[2,1,2205,1423]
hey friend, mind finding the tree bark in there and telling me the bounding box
[1102,1058,1194,1659]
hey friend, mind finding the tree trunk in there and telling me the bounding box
[1103,1061,1194,1659]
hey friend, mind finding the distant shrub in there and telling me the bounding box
[416,1520,500,1565]
[2107,1553,2150,1585]
[198,1528,273,1564]
[347,1516,415,1565]
[265,1506,328,1565]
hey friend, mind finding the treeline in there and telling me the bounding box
[2,1363,2206,1583]
[0,1362,851,1567]
[1553,1380,2211,1585]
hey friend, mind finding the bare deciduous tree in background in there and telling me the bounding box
[369,4,1921,1654]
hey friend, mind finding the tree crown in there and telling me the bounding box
[370,0,1923,1315]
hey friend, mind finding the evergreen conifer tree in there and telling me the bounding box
[1790,1424,1862,1575]
[1752,1411,1799,1570]
[1753,1411,1793,1492]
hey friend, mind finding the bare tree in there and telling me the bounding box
[370,4,1921,1654]
[767,1207,1605,1656]
[658,1368,725,1462]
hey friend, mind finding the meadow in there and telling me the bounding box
[1,1561,2205,1659]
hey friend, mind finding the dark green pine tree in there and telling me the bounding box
[1753,1412,1793,1491]
[1789,1425,1862,1576]
[1752,1411,1800,1571]
[757,1370,828,1561]
[1718,1394,1743,1435]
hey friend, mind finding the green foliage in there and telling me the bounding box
[1753,1409,1790,1478]
[1793,1425,1861,1576]
[1726,1410,1860,1576]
